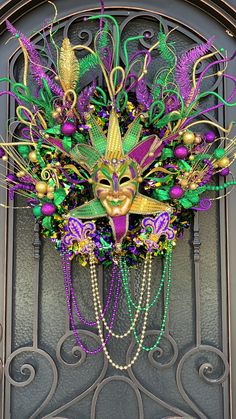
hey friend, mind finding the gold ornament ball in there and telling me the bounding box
[37,192,44,199]
[16,170,25,178]
[56,107,62,113]
[28,150,38,162]
[189,155,194,161]
[183,131,195,145]
[148,152,154,157]
[195,135,202,144]
[2,155,8,161]
[218,156,230,168]
[47,192,54,200]
[88,178,93,184]
[180,179,188,188]
[217,71,223,76]
[137,176,143,183]
[44,133,49,139]
[35,181,48,194]
[47,185,55,193]
[190,183,198,190]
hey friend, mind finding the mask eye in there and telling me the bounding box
[99,178,111,186]
[120,176,130,185]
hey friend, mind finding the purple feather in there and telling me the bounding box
[136,78,153,110]
[176,38,214,102]
[77,82,96,116]
[9,183,34,200]
[6,20,63,97]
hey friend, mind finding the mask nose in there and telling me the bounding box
[113,190,119,198]
[112,173,119,194]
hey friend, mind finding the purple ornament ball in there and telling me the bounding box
[170,185,184,199]
[41,202,56,216]
[61,121,76,136]
[0,147,5,158]
[205,131,216,143]
[219,167,230,176]
[174,145,188,160]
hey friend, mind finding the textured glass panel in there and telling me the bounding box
[12,196,35,350]
[199,200,222,348]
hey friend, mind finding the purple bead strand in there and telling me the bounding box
[67,259,116,327]
[61,249,121,354]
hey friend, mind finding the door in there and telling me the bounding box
[0,1,235,418]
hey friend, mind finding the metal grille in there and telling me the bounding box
[0,7,231,419]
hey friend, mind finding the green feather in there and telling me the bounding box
[151,30,176,100]
[80,22,109,78]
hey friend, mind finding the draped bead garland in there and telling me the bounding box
[61,244,173,369]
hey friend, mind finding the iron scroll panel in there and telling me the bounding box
[0,7,232,419]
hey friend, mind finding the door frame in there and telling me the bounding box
[0,1,235,417]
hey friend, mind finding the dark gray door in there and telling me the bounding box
[0,1,235,418]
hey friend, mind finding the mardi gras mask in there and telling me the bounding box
[68,109,171,244]
[92,158,140,217]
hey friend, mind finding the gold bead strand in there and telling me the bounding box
[92,256,148,339]
[89,251,153,370]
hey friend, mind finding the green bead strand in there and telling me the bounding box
[205,181,236,191]
[120,245,171,312]
[123,246,173,352]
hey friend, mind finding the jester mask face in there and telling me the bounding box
[92,158,139,217]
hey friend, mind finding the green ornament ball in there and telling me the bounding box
[161,148,173,159]
[18,144,30,158]
[214,148,225,159]
[32,205,42,218]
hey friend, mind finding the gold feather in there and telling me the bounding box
[59,38,79,91]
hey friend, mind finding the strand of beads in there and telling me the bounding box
[61,247,121,354]
[67,264,116,327]
[121,247,170,311]
[91,255,148,339]
[123,243,173,351]
[205,180,236,190]
[89,250,152,370]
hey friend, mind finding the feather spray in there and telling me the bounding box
[136,78,153,110]
[152,31,176,101]
[59,38,79,91]
[77,81,96,117]
[6,20,63,97]
[176,38,214,102]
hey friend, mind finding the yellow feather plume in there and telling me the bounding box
[59,38,79,91]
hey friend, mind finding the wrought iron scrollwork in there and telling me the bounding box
[176,345,229,419]
[91,376,144,419]
[5,347,58,419]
